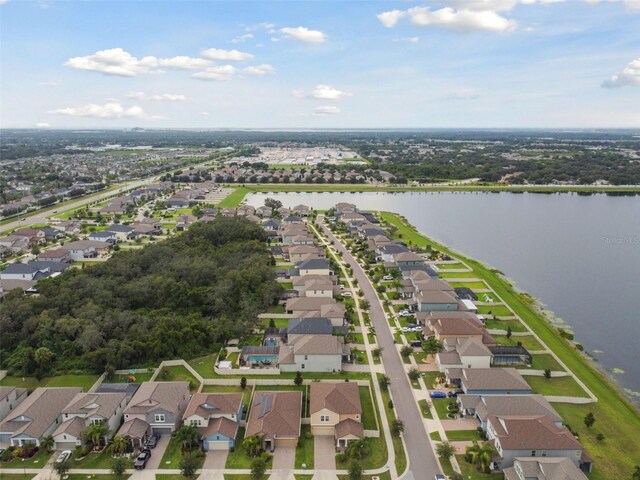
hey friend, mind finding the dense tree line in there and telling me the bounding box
[0,217,282,375]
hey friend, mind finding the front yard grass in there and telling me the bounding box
[493,334,544,351]
[429,431,441,441]
[431,398,453,420]
[294,425,314,469]
[525,375,589,397]
[72,450,133,470]
[0,447,52,469]
[0,374,99,392]
[359,385,378,430]
[418,399,433,419]
[445,429,481,441]
[159,436,204,470]
[225,428,273,470]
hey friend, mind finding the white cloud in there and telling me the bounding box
[393,37,420,43]
[280,26,327,44]
[314,105,341,115]
[65,48,209,77]
[312,84,352,100]
[0,0,11,4]
[40,80,58,86]
[377,10,407,28]
[48,102,162,120]
[192,65,237,81]
[126,91,186,101]
[242,64,276,76]
[200,111,210,116]
[35,122,51,128]
[407,6,517,32]
[230,33,254,44]
[201,48,254,61]
[444,89,481,100]
[602,58,640,88]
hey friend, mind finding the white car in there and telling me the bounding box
[341,292,353,297]
[56,450,72,464]
[382,275,393,281]
[399,311,413,317]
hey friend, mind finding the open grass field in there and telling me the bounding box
[217,187,251,207]
[380,211,640,479]
[525,375,589,397]
[0,374,99,392]
[187,354,217,379]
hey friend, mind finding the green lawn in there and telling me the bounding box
[482,317,528,332]
[438,271,479,279]
[72,450,133,470]
[454,455,504,480]
[217,187,251,208]
[261,318,289,328]
[187,354,217,379]
[477,304,513,316]
[157,365,200,391]
[349,333,366,345]
[527,353,565,371]
[445,429,481,441]
[525,375,589,397]
[448,281,487,290]
[266,304,286,314]
[429,431,442,441]
[295,425,314,469]
[279,281,294,289]
[0,475,37,480]
[431,398,454,420]
[433,263,465,270]
[359,385,378,430]
[0,447,52,469]
[378,377,406,475]
[156,476,185,480]
[113,371,154,383]
[158,435,205,470]
[418,399,433,419]
[381,211,640,479]
[0,374,99,392]
[493,334,544,351]
[225,428,273,470]
[66,476,130,480]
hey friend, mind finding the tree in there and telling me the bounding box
[111,456,129,476]
[543,369,552,379]
[294,371,303,386]
[391,419,405,437]
[436,441,455,461]
[84,421,109,449]
[584,412,596,428]
[372,347,383,360]
[264,198,282,211]
[53,458,71,477]
[346,438,369,460]
[408,367,421,382]
[251,456,268,480]
[387,399,394,409]
[400,345,413,358]
[243,435,263,457]
[175,424,200,452]
[379,374,391,391]
[506,326,512,338]
[240,376,247,390]
[633,465,640,480]
[41,435,54,453]
[422,338,442,356]
[358,299,370,310]
[34,346,54,379]
[180,451,200,478]
[348,460,363,480]
[466,441,496,473]
[109,435,128,456]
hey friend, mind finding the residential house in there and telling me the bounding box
[117,381,190,446]
[309,383,363,448]
[245,391,302,451]
[415,290,460,312]
[447,368,532,395]
[504,457,589,480]
[11,228,46,246]
[0,387,82,447]
[486,415,592,472]
[436,337,494,372]
[457,394,562,431]
[176,214,197,231]
[37,249,71,263]
[422,314,495,346]
[256,206,273,218]
[287,245,326,264]
[53,392,128,450]
[292,205,310,217]
[88,230,117,243]
[0,387,28,422]
[296,258,331,276]
[278,334,348,373]
[60,240,110,260]
[0,261,69,282]
[0,235,31,253]
[106,224,136,241]
[182,393,243,451]
[286,297,346,326]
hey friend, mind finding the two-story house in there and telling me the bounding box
[52,392,127,450]
[0,387,28,422]
[504,457,589,480]
[245,391,302,452]
[182,393,243,451]
[310,382,363,449]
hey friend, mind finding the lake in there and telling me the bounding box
[246,191,640,402]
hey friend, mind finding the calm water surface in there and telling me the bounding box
[247,191,640,400]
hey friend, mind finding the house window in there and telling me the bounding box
[321,415,330,422]
[531,450,536,457]
[190,419,201,427]
[155,414,165,423]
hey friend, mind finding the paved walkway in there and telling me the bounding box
[440,418,478,431]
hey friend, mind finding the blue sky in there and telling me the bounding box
[1,0,639,128]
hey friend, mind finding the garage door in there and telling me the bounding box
[152,427,172,435]
[275,437,297,447]
[207,440,229,451]
[311,426,334,436]
[55,441,77,450]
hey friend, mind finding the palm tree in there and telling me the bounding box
[84,422,110,450]
[175,425,200,452]
[41,435,54,453]
[243,434,263,457]
[108,435,128,456]
[466,441,496,473]
[346,438,369,460]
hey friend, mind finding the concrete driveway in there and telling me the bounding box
[313,436,336,470]
[272,445,295,470]
[203,448,229,469]
[143,434,171,469]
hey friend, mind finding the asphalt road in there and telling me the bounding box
[318,218,441,480]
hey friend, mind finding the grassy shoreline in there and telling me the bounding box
[379,211,640,479]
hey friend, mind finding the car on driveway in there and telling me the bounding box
[399,311,414,317]
[341,292,352,297]
[145,434,160,448]
[382,275,393,281]
[435,475,446,480]
[134,449,152,470]
[55,450,72,464]
[430,391,447,398]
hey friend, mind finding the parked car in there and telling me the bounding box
[145,434,160,448]
[56,450,72,464]
[382,275,393,281]
[341,292,353,297]
[407,323,417,328]
[134,449,152,470]
[399,311,414,317]
[448,390,459,398]
[430,391,447,398]
[435,475,446,480]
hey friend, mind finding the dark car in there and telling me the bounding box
[447,390,459,398]
[134,449,151,470]
[430,391,447,398]
[145,434,160,449]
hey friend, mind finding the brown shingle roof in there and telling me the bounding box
[183,393,242,420]
[459,368,530,392]
[62,392,126,420]
[310,383,361,415]
[124,382,189,415]
[117,417,150,440]
[199,416,238,440]
[334,418,364,439]
[489,415,582,451]
[245,391,302,439]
